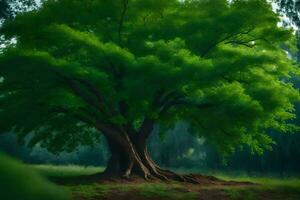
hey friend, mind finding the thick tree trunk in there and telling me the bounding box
[103,134,152,179]
[101,131,201,183]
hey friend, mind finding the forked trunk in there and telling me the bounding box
[103,136,151,178]
[101,131,202,183]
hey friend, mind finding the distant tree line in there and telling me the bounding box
[1,120,300,176]
[0,133,109,166]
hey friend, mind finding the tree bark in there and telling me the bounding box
[100,129,203,183]
[102,133,151,179]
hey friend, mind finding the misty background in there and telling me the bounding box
[1,117,300,176]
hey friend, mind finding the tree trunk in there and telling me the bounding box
[100,130,202,183]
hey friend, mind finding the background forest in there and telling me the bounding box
[1,117,300,176]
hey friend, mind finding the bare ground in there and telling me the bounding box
[62,174,275,200]
[51,173,300,200]
[71,184,300,200]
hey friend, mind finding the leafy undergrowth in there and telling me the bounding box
[0,155,70,200]
[32,165,300,200]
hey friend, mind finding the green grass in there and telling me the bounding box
[66,183,198,200]
[28,164,300,200]
[32,164,105,178]
[134,183,198,200]
[31,165,198,199]
[65,183,112,200]
[215,175,300,200]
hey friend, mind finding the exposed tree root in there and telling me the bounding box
[100,142,222,184]
[79,131,252,186]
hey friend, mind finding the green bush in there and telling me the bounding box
[0,153,69,200]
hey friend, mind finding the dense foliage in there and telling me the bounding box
[0,0,299,168]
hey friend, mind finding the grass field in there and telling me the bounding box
[33,164,105,178]
[31,165,300,200]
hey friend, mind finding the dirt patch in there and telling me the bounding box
[198,189,232,200]
[59,173,260,200]
[54,173,255,187]
[102,189,165,200]
[182,174,254,187]
[67,175,257,200]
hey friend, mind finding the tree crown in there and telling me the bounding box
[0,0,299,154]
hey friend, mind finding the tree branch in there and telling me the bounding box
[54,72,110,117]
[138,117,155,142]
[160,99,215,115]
[118,0,129,46]
[72,77,115,116]
[200,27,255,57]
[135,89,174,142]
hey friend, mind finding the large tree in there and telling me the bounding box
[0,0,299,182]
